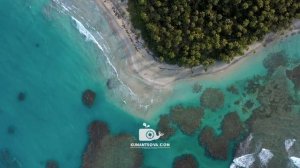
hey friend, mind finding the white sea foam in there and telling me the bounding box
[285,139,296,152]
[290,156,300,167]
[52,0,70,12]
[258,148,274,166]
[71,16,136,96]
[232,154,255,168]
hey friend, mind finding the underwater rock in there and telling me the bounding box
[18,92,26,101]
[234,100,241,105]
[244,100,254,109]
[156,115,176,140]
[172,154,199,168]
[192,83,202,93]
[106,78,120,90]
[286,64,300,90]
[199,127,229,160]
[170,105,203,135]
[82,121,143,168]
[82,89,96,108]
[221,112,245,140]
[263,51,288,74]
[200,88,224,110]
[199,112,245,160]
[227,85,239,95]
[7,125,16,135]
[46,160,59,168]
[245,75,264,94]
[0,148,21,168]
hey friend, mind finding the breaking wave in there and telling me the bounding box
[258,148,273,166]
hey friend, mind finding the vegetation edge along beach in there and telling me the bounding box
[96,0,300,89]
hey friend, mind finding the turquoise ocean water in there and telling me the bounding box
[0,0,300,168]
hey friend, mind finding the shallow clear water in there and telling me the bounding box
[1,0,300,168]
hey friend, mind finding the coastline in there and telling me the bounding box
[95,0,300,89]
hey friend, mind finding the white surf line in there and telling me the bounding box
[71,16,136,97]
[52,0,145,110]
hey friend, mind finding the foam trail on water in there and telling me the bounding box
[71,16,136,96]
[52,0,70,12]
[258,148,273,166]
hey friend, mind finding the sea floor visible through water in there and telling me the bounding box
[1,0,300,168]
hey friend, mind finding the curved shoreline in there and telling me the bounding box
[95,0,300,89]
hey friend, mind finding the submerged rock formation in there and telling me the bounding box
[82,121,143,168]
[192,83,202,93]
[286,64,300,90]
[7,125,16,135]
[0,148,21,168]
[199,112,246,160]
[106,78,120,90]
[233,64,300,167]
[45,160,59,168]
[263,51,288,74]
[82,89,96,108]
[18,92,26,101]
[227,85,239,95]
[172,154,199,168]
[156,114,176,140]
[199,127,229,160]
[200,88,224,110]
[170,105,204,135]
[222,112,245,140]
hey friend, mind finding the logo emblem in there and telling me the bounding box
[139,123,164,141]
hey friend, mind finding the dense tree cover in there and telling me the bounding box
[128,0,300,67]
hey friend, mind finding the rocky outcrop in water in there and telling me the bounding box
[200,88,224,110]
[82,89,96,108]
[172,154,199,168]
[82,121,143,168]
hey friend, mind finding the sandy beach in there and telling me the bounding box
[95,0,300,88]
[86,0,300,118]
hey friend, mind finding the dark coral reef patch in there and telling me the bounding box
[82,121,143,168]
[18,92,26,102]
[286,64,300,90]
[233,60,300,167]
[0,148,21,168]
[199,112,246,160]
[172,154,199,168]
[263,51,288,74]
[45,160,59,168]
[170,105,204,135]
[106,78,120,90]
[156,114,176,140]
[7,125,16,135]
[200,88,224,110]
[82,89,96,108]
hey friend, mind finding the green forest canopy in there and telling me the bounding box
[128,0,300,67]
